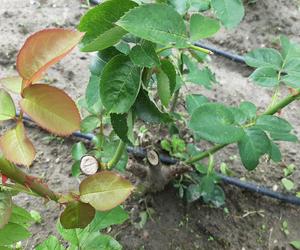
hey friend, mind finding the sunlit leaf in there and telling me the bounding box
[60,201,95,229]
[0,122,35,167]
[35,236,64,250]
[78,0,138,52]
[100,55,141,113]
[0,76,22,94]
[210,0,244,28]
[20,84,81,136]
[80,171,134,211]
[0,223,31,246]
[0,89,16,121]
[17,28,83,83]
[190,14,220,40]
[0,192,12,229]
[88,206,128,231]
[117,3,188,48]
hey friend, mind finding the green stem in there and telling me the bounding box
[264,89,300,115]
[0,157,59,202]
[185,144,226,165]
[156,46,173,54]
[188,44,213,55]
[107,141,126,169]
[185,89,300,165]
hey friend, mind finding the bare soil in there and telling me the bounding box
[0,0,300,249]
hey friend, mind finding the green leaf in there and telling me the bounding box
[79,171,134,211]
[0,192,12,229]
[186,94,209,115]
[85,75,103,115]
[88,206,128,232]
[110,113,131,143]
[290,240,300,250]
[189,103,245,144]
[239,101,257,120]
[56,222,82,246]
[117,3,188,48]
[80,115,100,133]
[238,128,271,170]
[9,205,34,227]
[250,67,279,87]
[133,89,172,123]
[35,236,64,250]
[190,14,220,40]
[281,178,294,191]
[60,201,95,229]
[256,115,292,133]
[0,89,16,121]
[269,132,298,142]
[186,184,201,203]
[183,55,216,88]
[282,58,300,75]
[157,68,171,107]
[89,47,120,77]
[245,48,283,70]
[160,59,177,95]
[282,73,300,88]
[72,161,81,177]
[129,40,160,68]
[210,0,244,28]
[71,142,87,161]
[268,142,281,163]
[168,0,189,15]
[100,55,141,113]
[280,35,300,62]
[78,0,138,51]
[81,234,122,250]
[0,223,31,246]
[228,107,247,125]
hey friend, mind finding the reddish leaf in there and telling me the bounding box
[0,76,23,94]
[0,122,35,167]
[20,84,81,136]
[16,28,83,84]
[79,171,134,211]
[60,201,95,229]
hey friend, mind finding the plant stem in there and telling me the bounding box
[185,89,300,165]
[185,144,226,164]
[107,141,126,169]
[264,89,300,115]
[0,157,59,202]
[188,44,213,55]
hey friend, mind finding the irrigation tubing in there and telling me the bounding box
[19,114,300,206]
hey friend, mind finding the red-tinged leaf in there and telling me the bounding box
[20,84,81,136]
[0,192,12,229]
[60,201,95,229]
[79,171,134,211]
[0,76,23,94]
[16,28,83,84]
[0,122,36,167]
[0,89,16,121]
[1,174,8,185]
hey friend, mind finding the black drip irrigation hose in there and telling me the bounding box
[20,114,300,206]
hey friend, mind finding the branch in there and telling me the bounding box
[0,156,59,202]
[185,89,300,165]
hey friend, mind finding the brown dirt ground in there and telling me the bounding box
[0,0,300,249]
